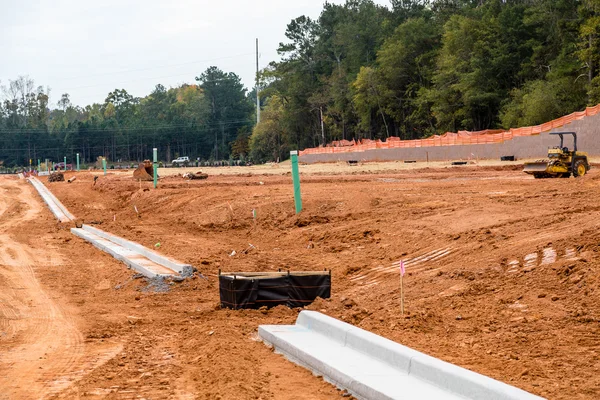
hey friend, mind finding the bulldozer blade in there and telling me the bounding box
[523,162,549,174]
[133,160,154,181]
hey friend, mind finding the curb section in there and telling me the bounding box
[259,311,545,400]
[71,225,191,279]
[27,176,192,279]
[28,177,76,222]
[80,224,193,275]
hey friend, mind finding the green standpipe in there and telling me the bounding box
[37,159,40,172]
[76,153,80,171]
[290,150,302,214]
[153,148,158,189]
[102,158,107,176]
[64,156,67,171]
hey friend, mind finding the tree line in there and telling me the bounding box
[0,67,255,167]
[2,0,600,166]
[252,0,600,162]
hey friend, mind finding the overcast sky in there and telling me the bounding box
[1,0,390,108]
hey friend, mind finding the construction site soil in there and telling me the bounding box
[2,163,600,399]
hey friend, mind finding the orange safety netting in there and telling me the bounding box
[299,104,600,156]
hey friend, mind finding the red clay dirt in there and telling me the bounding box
[2,163,600,399]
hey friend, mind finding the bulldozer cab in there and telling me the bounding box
[549,132,577,155]
[546,132,577,162]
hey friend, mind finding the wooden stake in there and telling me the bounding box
[400,272,404,315]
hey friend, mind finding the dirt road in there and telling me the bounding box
[0,177,104,398]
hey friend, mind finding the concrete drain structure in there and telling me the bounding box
[260,311,544,400]
[28,177,76,222]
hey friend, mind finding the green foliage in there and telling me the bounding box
[376,17,440,137]
[0,67,254,166]
[578,0,600,103]
[353,66,391,138]
[589,76,600,104]
[501,76,587,128]
[249,96,290,163]
[501,80,561,128]
[196,67,254,160]
[231,129,251,159]
[2,0,600,166]
[263,0,600,147]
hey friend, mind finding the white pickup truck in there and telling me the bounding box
[172,156,190,166]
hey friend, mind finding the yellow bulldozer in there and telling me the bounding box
[523,132,590,178]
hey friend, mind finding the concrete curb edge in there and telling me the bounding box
[259,311,545,400]
[81,224,192,275]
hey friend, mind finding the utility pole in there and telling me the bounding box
[256,38,260,125]
[320,107,325,145]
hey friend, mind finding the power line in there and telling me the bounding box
[0,140,213,153]
[49,53,255,82]
[61,70,250,92]
[62,75,256,105]
[0,118,255,136]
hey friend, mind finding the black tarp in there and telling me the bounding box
[219,272,331,309]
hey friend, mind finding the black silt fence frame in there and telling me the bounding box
[219,271,331,310]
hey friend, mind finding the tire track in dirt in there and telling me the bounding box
[0,177,121,399]
[350,246,456,287]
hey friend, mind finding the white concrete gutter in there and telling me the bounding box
[80,224,192,275]
[28,178,193,279]
[71,224,192,278]
[259,311,545,400]
[28,177,76,222]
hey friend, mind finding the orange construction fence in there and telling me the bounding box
[299,104,600,156]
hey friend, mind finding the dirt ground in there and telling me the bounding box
[2,162,600,399]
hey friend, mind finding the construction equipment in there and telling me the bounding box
[133,160,154,181]
[523,132,590,178]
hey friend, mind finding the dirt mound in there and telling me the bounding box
[48,172,64,182]
[183,171,208,180]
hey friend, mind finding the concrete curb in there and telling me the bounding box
[80,224,193,275]
[71,226,184,278]
[259,311,545,400]
[28,177,76,222]
[27,179,192,279]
